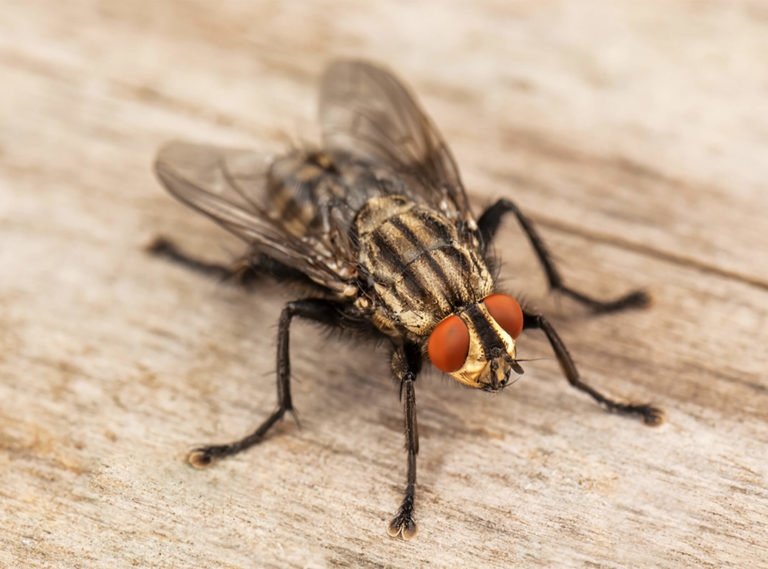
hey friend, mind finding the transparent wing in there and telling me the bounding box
[154,141,353,293]
[319,60,473,222]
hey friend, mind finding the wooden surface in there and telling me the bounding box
[2,1,767,567]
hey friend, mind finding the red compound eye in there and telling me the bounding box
[484,294,523,339]
[428,315,470,373]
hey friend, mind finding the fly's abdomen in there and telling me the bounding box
[356,196,493,336]
[266,150,344,240]
[266,150,388,248]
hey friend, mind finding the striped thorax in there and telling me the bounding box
[354,195,520,391]
[354,195,493,335]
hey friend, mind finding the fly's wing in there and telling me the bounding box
[154,141,355,294]
[319,60,474,225]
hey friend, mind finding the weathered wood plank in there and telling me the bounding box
[2,1,766,568]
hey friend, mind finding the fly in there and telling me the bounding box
[150,60,664,540]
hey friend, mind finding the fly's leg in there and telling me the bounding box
[522,311,664,426]
[387,377,418,539]
[387,343,422,540]
[188,299,346,468]
[148,236,322,289]
[147,237,259,285]
[478,199,649,313]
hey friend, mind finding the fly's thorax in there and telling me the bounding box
[354,195,493,337]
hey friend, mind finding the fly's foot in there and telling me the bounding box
[146,236,176,256]
[187,446,228,468]
[559,287,651,314]
[637,404,665,427]
[387,511,418,540]
[592,290,651,314]
[606,401,665,427]
[595,290,651,312]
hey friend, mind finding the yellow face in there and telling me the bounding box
[450,304,517,391]
[427,294,524,392]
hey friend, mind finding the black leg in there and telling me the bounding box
[147,236,259,285]
[147,236,328,290]
[478,199,649,313]
[188,298,347,468]
[387,343,422,540]
[522,311,664,426]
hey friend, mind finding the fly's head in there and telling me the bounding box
[427,294,524,392]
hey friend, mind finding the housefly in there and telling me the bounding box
[151,60,664,539]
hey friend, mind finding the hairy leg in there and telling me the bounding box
[188,298,348,467]
[386,342,423,540]
[522,311,664,426]
[478,199,649,313]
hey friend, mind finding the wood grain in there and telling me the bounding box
[2,1,767,567]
